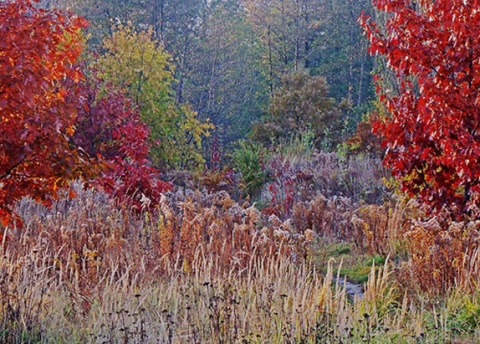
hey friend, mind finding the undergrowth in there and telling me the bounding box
[1,150,480,343]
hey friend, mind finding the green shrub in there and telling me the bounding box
[231,141,270,197]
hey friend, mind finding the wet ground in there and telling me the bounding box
[333,276,364,299]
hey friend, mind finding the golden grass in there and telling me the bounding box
[2,234,479,343]
[1,183,480,343]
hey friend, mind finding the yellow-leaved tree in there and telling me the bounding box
[94,23,213,169]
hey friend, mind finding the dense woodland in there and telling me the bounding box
[2,0,480,343]
[41,0,376,151]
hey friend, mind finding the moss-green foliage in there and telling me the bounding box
[338,255,386,284]
[93,23,213,169]
[251,71,345,150]
[316,242,386,284]
[276,129,315,163]
[231,141,270,197]
[443,293,480,337]
[329,243,352,257]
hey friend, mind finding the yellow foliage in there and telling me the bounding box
[93,23,212,169]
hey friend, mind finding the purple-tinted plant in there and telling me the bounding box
[260,150,388,219]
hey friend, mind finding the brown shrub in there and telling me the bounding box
[398,216,480,295]
[5,182,308,310]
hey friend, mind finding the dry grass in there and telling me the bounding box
[1,165,480,342]
[398,216,480,296]
[3,233,479,343]
[262,151,389,215]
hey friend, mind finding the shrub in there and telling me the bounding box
[261,150,389,219]
[231,141,270,197]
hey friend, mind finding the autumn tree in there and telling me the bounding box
[361,0,480,217]
[94,23,212,169]
[0,0,87,225]
[39,0,375,149]
[72,73,172,210]
[251,71,344,150]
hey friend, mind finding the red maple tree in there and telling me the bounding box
[361,0,480,217]
[0,1,169,232]
[72,74,172,211]
[0,0,88,226]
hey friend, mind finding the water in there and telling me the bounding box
[333,276,364,299]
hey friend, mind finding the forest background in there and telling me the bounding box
[46,0,375,154]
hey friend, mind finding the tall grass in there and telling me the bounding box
[2,233,479,343]
[1,156,480,342]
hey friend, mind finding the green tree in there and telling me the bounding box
[242,0,375,137]
[94,23,212,169]
[242,0,325,91]
[187,1,269,146]
[311,0,374,106]
[40,0,376,149]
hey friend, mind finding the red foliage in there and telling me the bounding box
[0,0,170,224]
[72,74,172,211]
[361,0,480,217]
[0,0,88,225]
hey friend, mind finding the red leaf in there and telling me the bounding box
[362,0,480,217]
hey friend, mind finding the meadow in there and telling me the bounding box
[2,148,480,344]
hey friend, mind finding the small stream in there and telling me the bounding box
[332,277,364,299]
